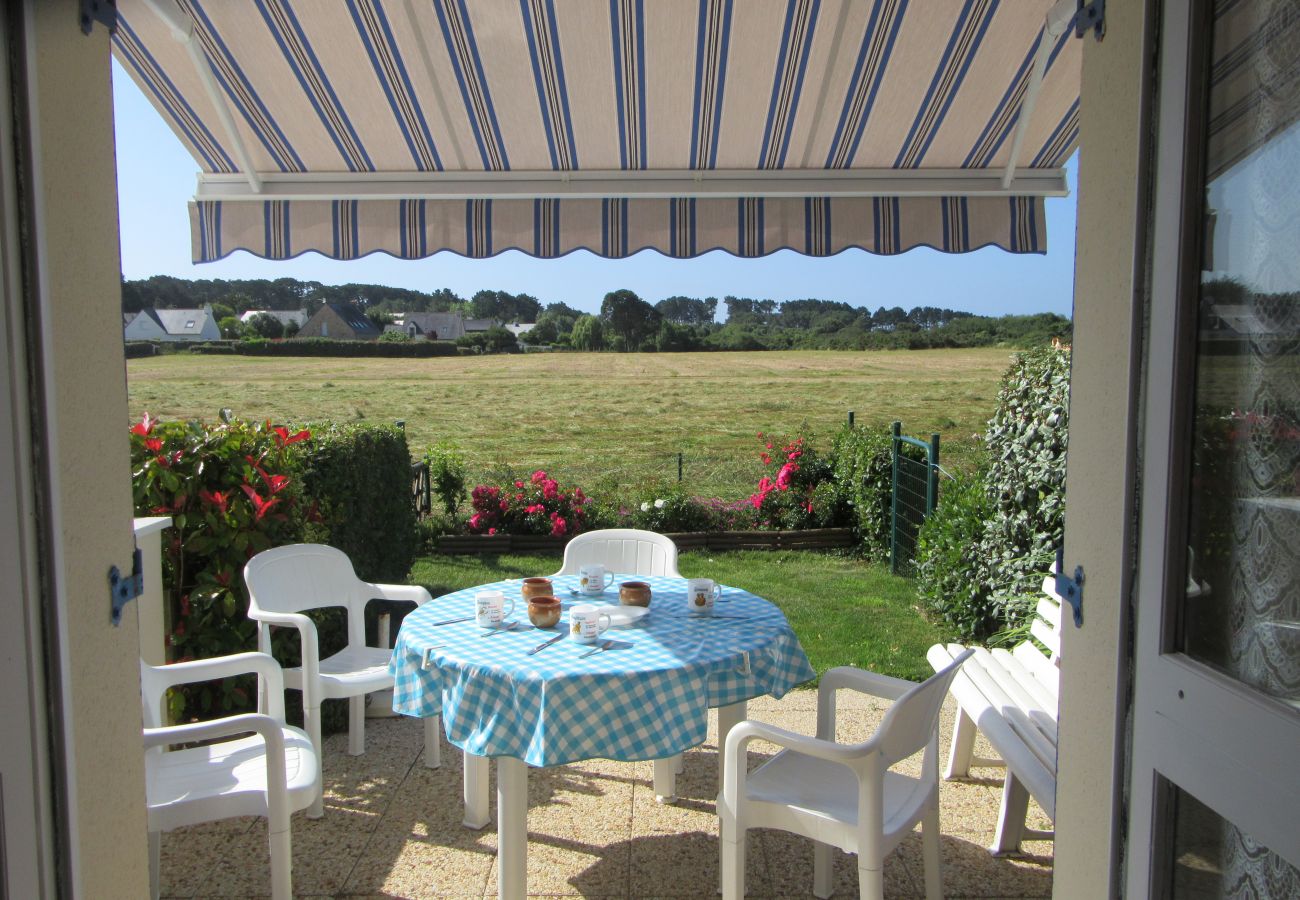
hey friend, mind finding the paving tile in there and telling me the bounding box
[159,829,243,899]
[346,829,493,897]
[759,828,920,899]
[894,832,1054,898]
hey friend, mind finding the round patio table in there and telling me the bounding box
[390,573,815,900]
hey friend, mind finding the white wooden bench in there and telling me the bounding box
[926,575,1063,855]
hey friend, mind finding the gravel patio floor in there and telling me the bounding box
[157,693,1054,899]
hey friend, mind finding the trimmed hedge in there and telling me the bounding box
[188,337,459,357]
[125,340,161,358]
[915,468,998,639]
[300,422,419,583]
[829,423,923,560]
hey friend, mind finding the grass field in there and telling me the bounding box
[408,549,947,682]
[128,348,1011,497]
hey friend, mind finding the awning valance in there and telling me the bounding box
[115,0,1082,263]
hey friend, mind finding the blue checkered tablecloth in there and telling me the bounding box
[390,575,815,767]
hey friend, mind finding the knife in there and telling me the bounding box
[430,614,475,627]
[527,632,566,655]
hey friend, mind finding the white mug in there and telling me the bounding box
[569,603,612,643]
[475,590,515,628]
[686,578,722,615]
[578,564,615,595]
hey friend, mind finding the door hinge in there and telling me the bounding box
[80,0,117,36]
[109,546,143,626]
[1055,546,1084,627]
[1073,0,1105,41]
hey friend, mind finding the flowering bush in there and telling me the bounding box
[467,469,591,536]
[130,413,310,719]
[747,433,845,530]
[627,485,739,533]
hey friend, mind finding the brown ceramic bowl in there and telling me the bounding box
[619,581,652,607]
[521,577,554,602]
[526,596,562,628]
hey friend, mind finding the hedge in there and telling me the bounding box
[188,337,460,358]
[124,340,161,358]
[300,422,419,583]
[829,423,923,560]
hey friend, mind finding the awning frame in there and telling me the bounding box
[194,167,1070,202]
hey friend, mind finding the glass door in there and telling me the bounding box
[1129,0,1300,895]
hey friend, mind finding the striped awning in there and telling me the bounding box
[114,1,1081,263]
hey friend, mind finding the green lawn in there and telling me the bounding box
[407,549,948,683]
[127,348,1009,495]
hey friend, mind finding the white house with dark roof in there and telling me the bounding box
[239,308,308,329]
[123,304,221,342]
[389,311,465,340]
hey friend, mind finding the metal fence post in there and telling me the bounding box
[890,421,901,575]
[848,410,855,428]
[928,433,941,514]
[677,452,683,482]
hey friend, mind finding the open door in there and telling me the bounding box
[1127,0,1300,893]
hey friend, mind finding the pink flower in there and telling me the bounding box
[531,470,547,485]
[760,453,770,465]
[765,442,773,450]
[488,527,497,535]
[469,513,485,531]
[499,499,508,511]
[514,480,524,488]
[549,513,567,536]
[542,479,558,500]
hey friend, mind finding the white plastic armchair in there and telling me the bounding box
[141,652,319,900]
[719,649,975,900]
[552,528,681,577]
[244,543,440,818]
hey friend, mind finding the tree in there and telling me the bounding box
[570,314,604,351]
[218,316,246,339]
[283,320,301,338]
[600,289,660,350]
[470,289,543,323]
[365,308,393,328]
[246,312,285,339]
[655,295,717,326]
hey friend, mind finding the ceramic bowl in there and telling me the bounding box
[521,577,554,602]
[526,596,562,628]
[618,581,652,607]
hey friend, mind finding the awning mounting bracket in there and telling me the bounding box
[1074,0,1105,41]
[81,0,117,36]
[110,545,144,626]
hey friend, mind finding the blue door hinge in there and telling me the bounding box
[110,546,144,626]
[1055,547,1084,627]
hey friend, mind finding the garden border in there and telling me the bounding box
[432,527,855,555]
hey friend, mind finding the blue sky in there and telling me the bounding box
[112,59,1077,320]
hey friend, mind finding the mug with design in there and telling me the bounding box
[569,602,613,643]
[475,590,515,628]
[686,578,722,615]
[577,563,615,595]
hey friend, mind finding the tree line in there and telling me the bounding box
[122,275,1071,351]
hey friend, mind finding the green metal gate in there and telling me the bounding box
[891,422,940,575]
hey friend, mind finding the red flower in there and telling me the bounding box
[488,527,497,535]
[514,480,524,488]
[130,412,156,436]
[273,426,310,448]
[143,437,163,453]
[760,453,770,465]
[531,469,547,485]
[240,484,280,521]
[549,513,567,537]
[542,479,558,500]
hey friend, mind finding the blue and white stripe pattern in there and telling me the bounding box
[390,576,815,767]
[120,1,1082,264]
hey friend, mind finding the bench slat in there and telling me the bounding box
[1011,642,1060,696]
[991,648,1058,713]
[972,650,1058,754]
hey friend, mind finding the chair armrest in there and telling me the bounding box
[143,711,286,751]
[143,652,285,699]
[366,582,433,607]
[244,610,320,710]
[815,666,915,741]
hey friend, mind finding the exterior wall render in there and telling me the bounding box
[27,2,150,894]
[1054,1,1154,895]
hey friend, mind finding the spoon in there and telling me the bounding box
[482,620,519,636]
[579,639,615,659]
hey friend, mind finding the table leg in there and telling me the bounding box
[463,752,490,830]
[717,701,748,782]
[653,755,679,804]
[497,756,528,900]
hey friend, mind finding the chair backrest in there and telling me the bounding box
[553,529,681,577]
[874,648,975,766]
[244,543,364,617]
[139,660,168,730]
[1036,574,1065,662]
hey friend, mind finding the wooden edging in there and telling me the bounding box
[432,527,855,555]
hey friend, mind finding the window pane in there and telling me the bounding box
[1166,785,1300,898]
[1183,0,1300,706]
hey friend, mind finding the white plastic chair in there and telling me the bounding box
[552,528,681,577]
[244,543,440,818]
[719,649,975,900]
[141,652,320,900]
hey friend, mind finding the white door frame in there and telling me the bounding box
[1125,0,1300,893]
[0,5,58,895]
